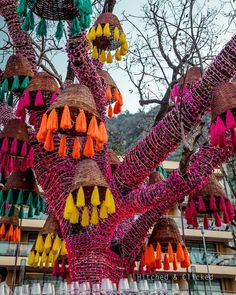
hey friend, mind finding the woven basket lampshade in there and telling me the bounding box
[64,159,116,227]
[0,119,34,175]
[140,218,190,273]
[170,66,202,104]
[97,69,123,117]
[16,72,60,119]
[210,82,236,149]
[28,214,66,268]
[185,175,235,229]
[87,12,128,64]
[37,84,108,159]
[1,169,45,219]
[0,207,21,243]
[17,0,92,38]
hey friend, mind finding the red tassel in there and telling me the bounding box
[163,254,170,271]
[139,253,144,275]
[203,214,209,229]
[223,210,230,224]
[17,97,25,112]
[190,199,197,215]
[34,90,44,106]
[27,147,34,167]
[210,195,217,211]
[60,259,66,277]
[210,123,216,146]
[1,137,9,153]
[231,128,236,146]
[198,196,206,212]
[173,254,178,271]
[184,205,192,224]
[21,142,28,157]
[226,109,235,129]
[214,212,222,227]
[52,260,60,277]
[225,200,235,220]
[29,111,36,126]
[192,216,199,228]
[219,196,226,212]
[215,116,227,147]
[10,138,18,155]
[128,261,136,275]
[156,259,162,269]
[23,90,31,107]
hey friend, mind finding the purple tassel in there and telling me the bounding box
[223,210,230,224]
[226,109,235,129]
[23,90,31,107]
[214,212,222,227]
[203,214,209,230]
[219,196,226,212]
[210,123,216,146]
[29,111,36,126]
[34,90,44,106]
[190,198,197,215]
[10,138,18,155]
[50,92,57,105]
[210,195,217,211]
[21,142,28,157]
[1,137,9,153]
[198,196,206,212]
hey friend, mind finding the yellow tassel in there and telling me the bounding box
[96,24,103,37]
[52,235,61,254]
[39,259,44,268]
[92,46,98,59]
[114,27,119,41]
[45,256,49,268]
[87,26,96,41]
[104,188,116,214]
[28,251,35,266]
[120,32,126,44]
[100,202,108,219]
[99,50,106,63]
[44,233,52,252]
[107,51,113,64]
[120,47,128,56]
[35,234,44,253]
[115,48,122,61]
[41,251,47,263]
[87,41,92,51]
[103,23,111,37]
[76,186,85,207]
[91,186,100,206]
[60,240,67,256]
[64,193,75,219]
[34,251,40,265]
[81,206,90,227]
[91,206,99,225]
[69,205,79,224]
[48,250,54,264]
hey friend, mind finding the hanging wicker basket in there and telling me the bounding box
[40,213,60,236]
[3,55,34,79]
[179,66,202,85]
[0,208,21,242]
[0,119,29,144]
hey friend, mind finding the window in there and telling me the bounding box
[187,242,217,265]
[189,279,221,295]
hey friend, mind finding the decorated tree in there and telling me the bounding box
[0,0,235,288]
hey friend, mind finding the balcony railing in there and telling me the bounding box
[0,241,33,257]
[189,251,236,267]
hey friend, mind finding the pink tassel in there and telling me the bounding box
[52,260,60,277]
[223,210,230,224]
[192,216,199,228]
[190,199,197,215]
[210,195,217,211]
[219,196,226,212]
[60,259,66,279]
[13,158,19,171]
[225,200,235,220]
[182,84,188,95]
[210,123,216,146]
[34,90,44,106]
[50,92,57,105]
[9,157,14,172]
[20,157,27,172]
[20,109,26,122]
[17,98,25,112]
[185,205,192,224]
[27,147,34,167]
[170,84,179,102]
[226,109,235,129]
[215,116,227,147]
[23,90,31,107]
[203,214,209,229]
[29,111,36,126]
[139,253,145,275]
[198,196,206,212]
[5,203,9,210]
[214,212,222,227]
[10,138,18,155]
[1,137,9,153]
[21,142,28,157]
[231,128,236,146]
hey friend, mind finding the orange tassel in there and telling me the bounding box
[118,93,123,106]
[7,224,14,242]
[0,224,5,236]
[4,231,9,241]
[60,105,72,129]
[183,247,191,267]
[58,135,67,157]
[163,254,170,271]
[83,136,95,157]
[72,137,81,160]
[87,115,99,139]
[113,88,120,101]
[113,102,122,114]
[95,141,104,152]
[176,243,185,262]
[144,245,150,266]
[44,131,54,151]
[47,109,58,132]
[148,244,155,266]
[106,85,112,99]
[168,242,174,263]
[37,113,48,142]
[173,254,178,271]
[75,109,87,133]
[156,242,162,261]
[15,227,21,242]
[108,105,113,118]
[98,122,108,144]
[156,259,162,269]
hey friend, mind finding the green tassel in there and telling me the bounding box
[70,17,81,37]
[11,76,20,91]
[8,204,15,217]
[0,191,4,205]
[20,76,30,89]
[40,197,46,212]
[82,0,92,15]
[34,207,40,216]
[19,205,24,219]
[21,10,35,31]
[34,195,40,209]
[1,78,9,93]
[73,0,83,10]
[0,88,4,102]
[84,15,91,29]
[16,190,24,205]
[0,202,5,216]
[36,18,47,37]
[55,20,64,40]
[79,14,85,27]
[26,192,33,206]
[163,168,168,179]
[6,189,13,204]
[17,0,27,17]
[28,204,34,218]
[7,93,14,106]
